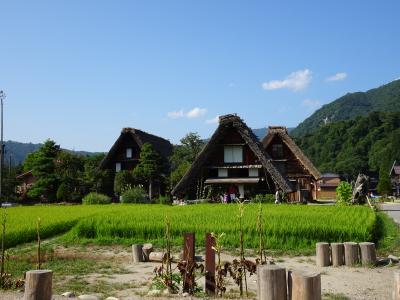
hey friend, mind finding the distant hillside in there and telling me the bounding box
[292,79,400,136]
[295,111,400,179]
[5,140,100,166]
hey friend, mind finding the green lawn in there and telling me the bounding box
[0,204,380,253]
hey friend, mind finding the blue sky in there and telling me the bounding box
[1,1,400,152]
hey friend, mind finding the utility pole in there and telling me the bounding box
[0,91,5,204]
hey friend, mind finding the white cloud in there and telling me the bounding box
[262,69,312,92]
[302,99,321,109]
[326,72,347,82]
[205,115,219,124]
[167,107,207,119]
[167,109,184,119]
[186,107,207,118]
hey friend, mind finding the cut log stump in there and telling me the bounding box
[149,252,167,262]
[288,270,321,300]
[316,242,330,267]
[331,243,344,267]
[132,244,143,263]
[359,242,376,266]
[23,270,52,300]
[344,242,359,266]
[142,243,153,262]
[257,265,287,300]
[393,271,400,300]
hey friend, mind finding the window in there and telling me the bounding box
[218,168,228,177]
[224,146,243,163]
[249,168,259,177]
[126,148,133,158]
[115,162,122,172]
[272,144,284,158]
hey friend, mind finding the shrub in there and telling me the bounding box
[336,182,352,205]
[253,194,275,203]
[114,170,135,194]
[82,192,111,205]
[56,182,69,201]
[121,187,148,204]
[158,195,171,205]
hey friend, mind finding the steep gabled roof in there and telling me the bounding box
[100,128,173,169]
[172,114,293,195]
[262,126,321,180]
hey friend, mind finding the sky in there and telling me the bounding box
[1,0,400,152]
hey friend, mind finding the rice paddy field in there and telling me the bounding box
[1,204,379,253]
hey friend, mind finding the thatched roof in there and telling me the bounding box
[100,128,173,169]
[172,114,293,195]
[262,126,321,180]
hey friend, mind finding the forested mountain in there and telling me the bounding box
[292,79,400,136]
[5,140,99,166]
[294,111,400,179]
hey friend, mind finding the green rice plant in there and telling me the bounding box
[82,192,111,205]
[1,204,377,253]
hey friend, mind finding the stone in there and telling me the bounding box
[389,255,400,263]
[61,291,76,297]
[105,297,119,300]
[182,292,189,297]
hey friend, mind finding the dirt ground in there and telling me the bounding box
[1,245,398,300]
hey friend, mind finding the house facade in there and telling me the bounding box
[316,173,341,200]
[262,127,321,202]
[100,128,173,195]
[172,114,293,200]
[16,170,36,196]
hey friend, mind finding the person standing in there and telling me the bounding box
[275,189,281,204]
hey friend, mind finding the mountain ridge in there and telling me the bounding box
[292,79,400,136]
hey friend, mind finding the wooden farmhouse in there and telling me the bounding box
[100,128,173,194]
[172,114,294,201]
[316,173,341,200]
[15,170,36,197]
[262,126,321,202]
[390,160,400,197]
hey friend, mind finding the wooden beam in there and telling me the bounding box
[205,233,216,295]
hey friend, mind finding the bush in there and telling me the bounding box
[114,170,135,194]
[56,182,69,201]
[253,194,275,203]
[121,187,148,204]
[82,192,111,205]
[158,195,171,205]
[336,181,352,205]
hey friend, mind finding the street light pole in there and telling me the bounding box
[0,90,5,204]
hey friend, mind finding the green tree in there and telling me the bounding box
[170,132,204,187]
[377,167,392,196]
[27,140,60,201]
[133,143,166,199]
[114,170,135,195]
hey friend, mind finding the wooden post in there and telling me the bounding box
[23,270,52,300]
[205,233,216,295]
[288,270,321,300]
[149,252,167,262]
[257,265,287,300]
[132,244,143,263]
[316,242,330,267]
[344,242,359,266]
[393,271,400,300]
[359,242,376,266]
[183,232,195,262]
[331,243,344,267]
[142,243,153,262]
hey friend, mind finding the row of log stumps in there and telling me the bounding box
[316,242,376,267]
[131,243,154,262]
[257,265,321,300]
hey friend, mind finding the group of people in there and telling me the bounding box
[220,185,240,203]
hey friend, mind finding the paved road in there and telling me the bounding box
[379,203,400,224]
